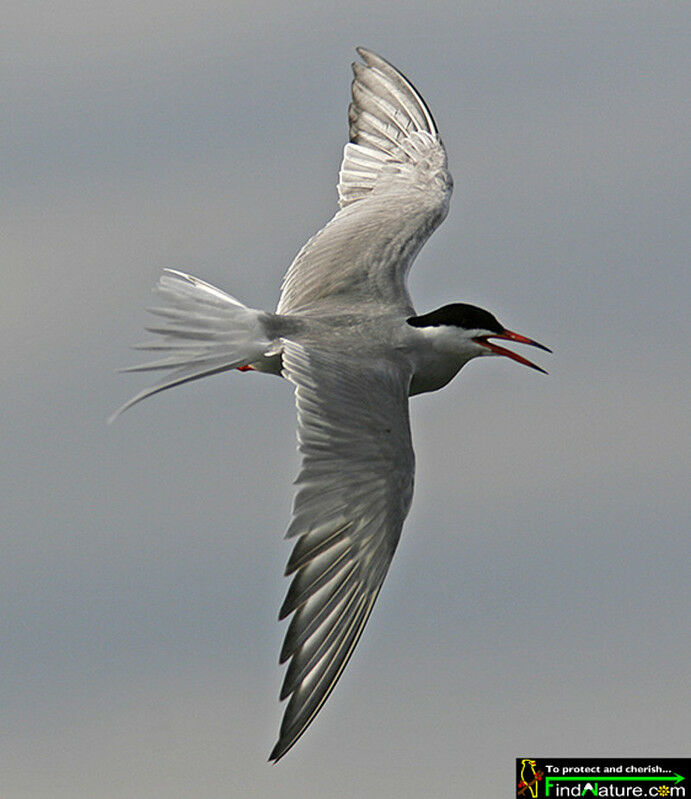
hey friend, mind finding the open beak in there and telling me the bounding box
[473,329,551,374]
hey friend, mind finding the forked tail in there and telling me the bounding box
[109,269,273,422]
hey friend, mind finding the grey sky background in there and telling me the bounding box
[3,2,689,797]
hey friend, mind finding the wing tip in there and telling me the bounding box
[351,46,438,137]
[355,46,381,64]
[268,739,291,763]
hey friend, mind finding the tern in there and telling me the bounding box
[113,48,550,761]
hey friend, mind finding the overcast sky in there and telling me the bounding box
[3,2,689,797]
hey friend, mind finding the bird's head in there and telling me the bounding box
[406,303,551,372]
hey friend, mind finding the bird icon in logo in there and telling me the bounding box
[518,759,542,798]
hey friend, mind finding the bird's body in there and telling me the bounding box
[209,308,476,394]
[113,48,549,761]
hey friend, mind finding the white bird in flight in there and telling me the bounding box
[113,48,550,761]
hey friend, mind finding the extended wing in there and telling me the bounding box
[277,48,453,316]
[270,342,415,761]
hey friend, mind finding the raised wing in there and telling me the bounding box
[269,342,415,761]
[277,48,453,315]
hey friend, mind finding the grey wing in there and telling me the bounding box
[276,48,453,315]
[269,342,415,761]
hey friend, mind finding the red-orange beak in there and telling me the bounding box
[473,329,551,374]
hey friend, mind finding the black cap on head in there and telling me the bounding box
[407,304,503,334]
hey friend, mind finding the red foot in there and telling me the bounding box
[237,365,254,372]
